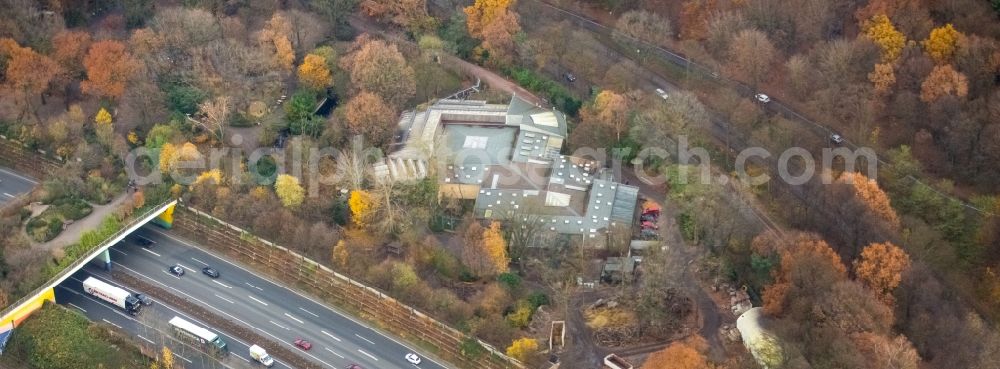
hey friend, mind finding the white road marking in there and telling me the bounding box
[233,354,250,363]
[245,282,263,291]
[299,307,319,318]
[283,313,303,324]
[214,294,235,304]
[358,349,379,361]
[248,295,269,306]
[325,347,345,359]
[269,320,289,330]
[137,335,154,344]
[0,168,37,184]
[110,248,128,256]
[191,257,208,266]
[321,330,342,342]
[355,334,375,345]
[68,303,86,312]
[102,319,122,329]
[3,193,13,198]
[147,229,449,368]
[212,280,232,289]
[175,263,192,271]
[173,353,192,363]
[141,248,161,257]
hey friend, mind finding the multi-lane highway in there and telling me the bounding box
[0,167,36,205]
[56,271,267,369]
[63,224,448,369]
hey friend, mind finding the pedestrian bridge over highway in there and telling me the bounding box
[0,200,178,337]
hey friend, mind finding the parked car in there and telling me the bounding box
[640,213,658,222]
[830,134,845,145]
[134,293,153,306]
[655,88,669,100]
[345,365,364,369]
[405,353,422,365]
[134,236,154,247]
[640,228,659,240]
[564,73,577,82]
[202,267,220,278]
[168,265,185,276]
[294,338,312,350]
[641,221,659,230]
[754,93,771,103]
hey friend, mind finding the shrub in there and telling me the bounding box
[228,112,253,127]
[526,292,549,309]
[497,272,521,290]
[506,300,534,328]
[166,85,208,115]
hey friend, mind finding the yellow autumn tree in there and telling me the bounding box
[159,346,174,369]
[193,169,223,186]
[158,142,177,174]
[348,190,375,227]
[464,0,516,38]
[864,15,906,63]
[923,24,963,64]
[641,336,711,369]
[274,174,305,208]
[483,221,510,274]
[94,107,114,146]
[94,107,112,125]
[297,54,333,91]
[854,241,911,304]
[505,337,538,362]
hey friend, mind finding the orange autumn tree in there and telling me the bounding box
[869,63,896,95]
[81,40,139,100]
[837,172,901,230]
[641,336,711,369]
[259,13,295,71]
[1,40,60,118]
[464,0,516,38]
[51,30,92,74]
[920,64,968,103]
[343,92,396,147]
[763,236,846,316]
[479,9,520,66]
[854,242,911,304]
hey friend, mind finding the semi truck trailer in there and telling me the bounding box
[82,277,142,315]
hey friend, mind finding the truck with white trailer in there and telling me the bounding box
[168,316,229,355]
[82,277,142,315]
[249,345,275,367]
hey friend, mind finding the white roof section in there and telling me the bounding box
[531,112,559,127]
[169,316,220,342]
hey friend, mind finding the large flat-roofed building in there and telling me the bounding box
[378,95,638,237]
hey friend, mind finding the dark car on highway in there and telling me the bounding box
[134,236,154,247]
[168,265,185,276]
[202,267,220,278]
[134,293,153,306]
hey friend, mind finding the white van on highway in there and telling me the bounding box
[249,345,274,367]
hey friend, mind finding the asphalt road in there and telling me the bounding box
[101,225,446,369]
[56,270,268,369]
[0,167,36,205]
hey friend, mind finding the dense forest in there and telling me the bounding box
[0,0,998,368]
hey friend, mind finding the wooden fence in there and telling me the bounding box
[172,205,524,369]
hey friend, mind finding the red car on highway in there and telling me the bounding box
[294,338,312,350]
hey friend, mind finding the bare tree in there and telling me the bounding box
[196,96,231,144]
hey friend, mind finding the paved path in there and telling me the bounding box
[37,193,129,252]
[348,16,544,106]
